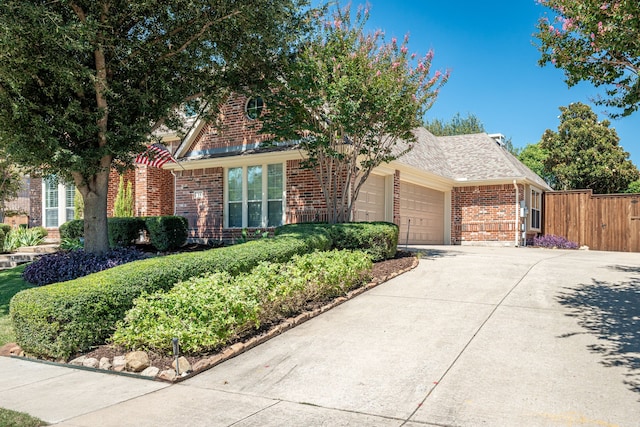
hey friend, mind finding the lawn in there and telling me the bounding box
[0,264,34,346]
[0,408,47,426]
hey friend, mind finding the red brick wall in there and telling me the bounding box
[133,165,174,217]
[285,159,328,223]
[393,170,401,226]
[451,184,523,245]
[174,167,223,240]
[29,177,42,228]
[186,95,270,156]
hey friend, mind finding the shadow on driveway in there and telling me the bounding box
[557,267,640,396]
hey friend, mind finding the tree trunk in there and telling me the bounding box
[77,168,110,254]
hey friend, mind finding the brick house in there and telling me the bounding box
[28,93,551,246]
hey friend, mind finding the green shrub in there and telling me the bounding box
[276,221,398,261]
[144,216,188,251]
[108,217,145,248]
[10,232,331,359]
[327,222,398,261]
[59,219,84,240]
[0,229,4,253]
[0,223,11,235]
[111,250,372,354]
[2,227,48,252]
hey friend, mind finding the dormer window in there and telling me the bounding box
[245,96,264,120]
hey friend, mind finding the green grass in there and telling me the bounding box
[0,264,34,346]
[0,408,47,426]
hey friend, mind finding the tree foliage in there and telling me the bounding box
[424,112,484,136]
[517,143,556,187]
[626,179,640,193]
[540,102,639,193]
[535,0,640,117]
[262,5,448,223]
[0,154,22,221]
[0,0,308,252]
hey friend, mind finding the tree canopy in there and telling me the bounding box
[424,112,484,136]
[262,5,448,223]
[535,0,640,117]
[0,0,309,252]
[517,143,555,187]
[540,102,639,193]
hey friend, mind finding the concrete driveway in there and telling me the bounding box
[1,245,638,426]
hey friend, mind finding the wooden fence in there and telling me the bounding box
[543,190,640,252]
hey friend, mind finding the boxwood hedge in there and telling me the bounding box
[10,231,331,359]
[276,221,399,261]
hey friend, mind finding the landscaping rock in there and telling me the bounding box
[112,355,126,372]
[69,356,86,366]
[82,357,99,368]
[158,369,177,381]
[0,343,24,357]
[125,351,150,372]
[99,357,112,370]
[141,366,160,377]
[171,356,191,373]
[192,358,212,372]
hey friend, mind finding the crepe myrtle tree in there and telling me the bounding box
[535,0,640,117]
[0,0,309,253]
[262,5,448,223]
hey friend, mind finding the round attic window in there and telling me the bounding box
[245,96,264,120]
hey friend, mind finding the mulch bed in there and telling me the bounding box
[29,251,418,379]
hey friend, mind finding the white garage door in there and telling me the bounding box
[399,182,444,244]
[353,174,386,222]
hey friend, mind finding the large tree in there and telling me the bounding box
[424,112,484,136]
[262,5,448,223]
[540,102,639,193]
[517,142,556,188]
[535,0,640,117]
[0,152,22,222]
[0,0,308,253]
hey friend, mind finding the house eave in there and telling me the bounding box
[163,148,304,170]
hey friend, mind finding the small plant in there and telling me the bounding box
[2,227,47,252]
[59,237,84,251]
[533,234,579,249]
[113,175,134,217]
[22,247,148,286]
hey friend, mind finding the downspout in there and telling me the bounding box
[171,171,177,216]
[513,180,519,247]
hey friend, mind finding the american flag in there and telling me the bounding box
[135,143,176,168]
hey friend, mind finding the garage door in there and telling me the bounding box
[353,174,386,222]
[399,182,444,244]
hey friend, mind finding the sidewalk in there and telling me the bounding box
[1,245,638,426]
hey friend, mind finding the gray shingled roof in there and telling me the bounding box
[395,129,551,189]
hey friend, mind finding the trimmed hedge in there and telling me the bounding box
[0,223,11,235]
[276,222,399,261]
[144,216,188,251]
[59,219,84,240]
[108,218,146,248]
[10,231,331,359]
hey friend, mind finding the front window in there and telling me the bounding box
[226,163,284,228]
[531,188,541,230]
[43,176,75,227]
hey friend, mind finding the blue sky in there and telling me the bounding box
[319,1,640,166]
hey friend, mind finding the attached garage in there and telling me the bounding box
[353,174,387,222]
[399,182,445,244]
